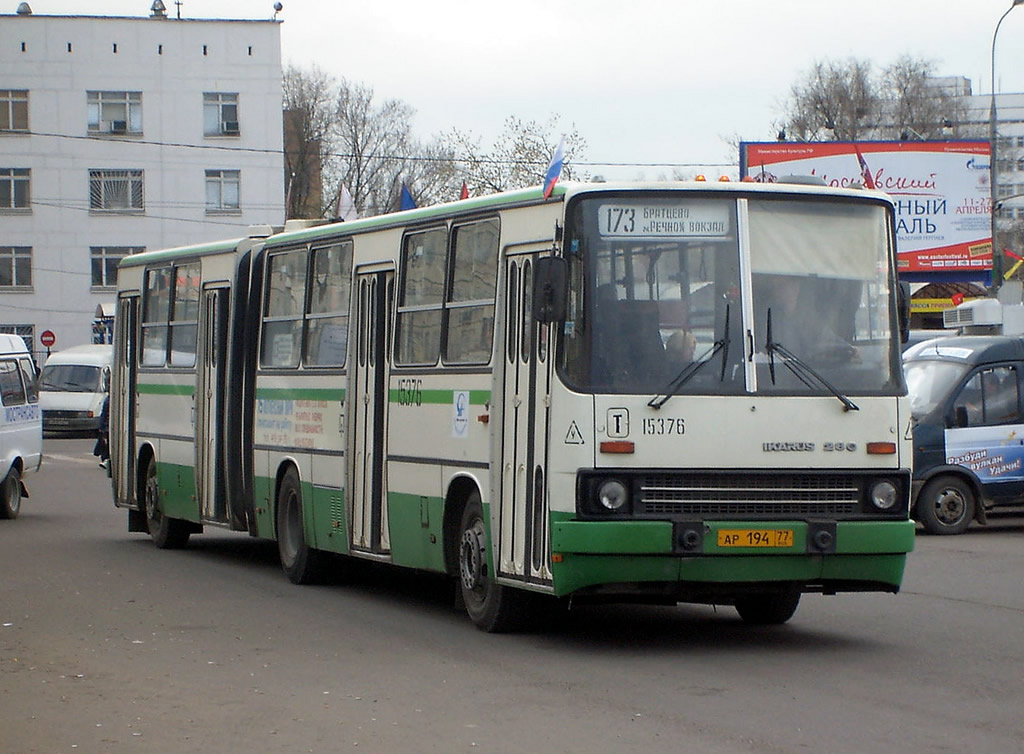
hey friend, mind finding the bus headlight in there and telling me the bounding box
[869,480,898,511]
[597,479,629,512]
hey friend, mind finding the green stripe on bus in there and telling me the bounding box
[388,389,490,405]
[137,383,195,396]
[256,386,346,401]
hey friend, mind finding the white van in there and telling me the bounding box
[40,344,112,433]
[0,333,42,519]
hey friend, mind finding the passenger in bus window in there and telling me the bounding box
[666,329,696,365]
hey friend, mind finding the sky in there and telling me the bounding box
[19,0,1024,180]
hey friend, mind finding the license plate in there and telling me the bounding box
[717,529,794,548]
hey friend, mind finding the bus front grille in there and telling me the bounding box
[636,472,861,517]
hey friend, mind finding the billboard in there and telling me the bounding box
[740,141,992,275]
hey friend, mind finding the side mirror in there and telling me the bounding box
[533,256,568,323]
[101,367,111,393]
[897,281,911,344]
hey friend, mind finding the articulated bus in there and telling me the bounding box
[110,180,915,631]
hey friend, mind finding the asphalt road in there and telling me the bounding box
[2,437,1023,753]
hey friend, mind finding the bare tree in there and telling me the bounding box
[880,56,967,139]
[439,115,587,195]
[783,59,878,141]
[283,64,337,219]
[329,80,459,215]
[779,55,967,142]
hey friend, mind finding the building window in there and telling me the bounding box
[91,246,142,288]
[205,169,240,212]
[87,91,142,134]
[203,93,239,136]
[0,168,29,210]
[0,90,28,132]
[0,247,32,289]
[89,169,144,211]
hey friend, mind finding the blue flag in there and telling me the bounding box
[542,137,566,198]
[400,183,417,211]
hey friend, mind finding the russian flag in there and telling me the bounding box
[542,137,566,199]
[853,145,876,190]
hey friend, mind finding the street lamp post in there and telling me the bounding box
[990,0,1024,291]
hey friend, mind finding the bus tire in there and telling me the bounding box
[458,493,529,632]
[735,591,801,625]
[276,467,325,585]
[916,475,974,535]
[144,456,190,549]
[0,466,22,519]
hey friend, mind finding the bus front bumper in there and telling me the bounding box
[548,518,915,598]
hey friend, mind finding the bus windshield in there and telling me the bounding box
[559,193,901,396]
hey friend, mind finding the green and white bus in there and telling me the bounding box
[110,180,915,631]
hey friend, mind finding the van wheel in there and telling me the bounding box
[144,457,190,548]
[0,467,21,519]
[276,467,325,584]
[917,475,974,535]
[458,493,530,632]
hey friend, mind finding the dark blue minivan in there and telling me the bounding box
[904,334,1024,534]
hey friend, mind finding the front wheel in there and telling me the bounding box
[0,466,22,519]
[276,467,326,584]
[916,475,975,535]
[458,493,530,632]
[144,456,190,549]
[735,592,801,625]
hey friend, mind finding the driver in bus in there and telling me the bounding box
[760,274,858,363]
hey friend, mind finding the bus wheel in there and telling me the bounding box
[0,467,21,519]
[276,467,324,584]
[917,476,974,535]
[735,592,801,625]
[458,493,527,632]
[144,456,190,549]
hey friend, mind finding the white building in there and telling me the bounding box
[0,3,284,360]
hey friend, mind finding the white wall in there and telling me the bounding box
[0,13,284,358]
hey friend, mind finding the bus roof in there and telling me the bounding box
[262,179,893,250]
[118,179,894,265]
[119,237,249,269]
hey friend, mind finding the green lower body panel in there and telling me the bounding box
[549,518,914,598]
[387,492,446,572]
[155,462,199,523]
[310,484,349,555]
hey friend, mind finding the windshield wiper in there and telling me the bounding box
[765,309,859,412]
[649,305,731,409]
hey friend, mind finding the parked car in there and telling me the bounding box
[39,344,112,433]
[904,333,1024,533]
[0,333,42,519]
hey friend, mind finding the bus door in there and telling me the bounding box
[111,295,138,507]
[349,267,393,555]
[498,250,553,586]
[196,286,229,523]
